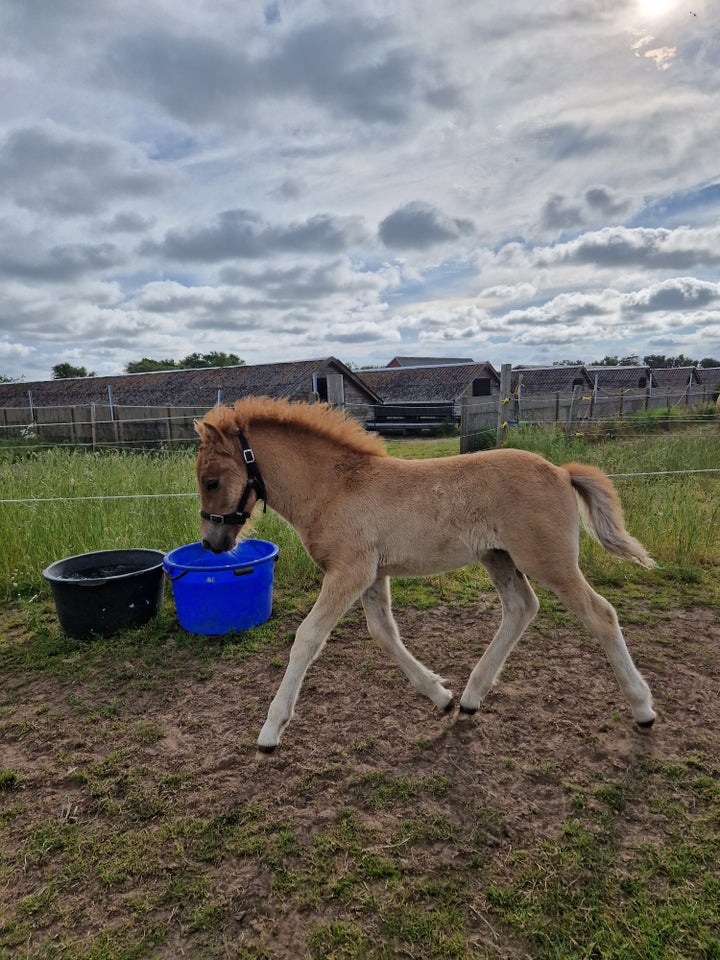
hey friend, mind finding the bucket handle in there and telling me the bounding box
[164,564,255,582]
[164,569,187,583]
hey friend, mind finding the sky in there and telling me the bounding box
[1,0,719,382]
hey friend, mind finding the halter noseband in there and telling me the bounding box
[199,428,267,527]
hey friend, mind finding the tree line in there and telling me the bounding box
[48,352,245,380]
[589,354,719,368]
[54,351,719,379]
[2,351,719,384]
[551,353,720,369]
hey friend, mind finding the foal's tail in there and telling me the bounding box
[564,463,656,568]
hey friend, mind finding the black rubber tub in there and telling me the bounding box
[42,549,166,638]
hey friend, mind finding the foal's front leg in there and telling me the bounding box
[257,568,372,753]
[362,576,454,711]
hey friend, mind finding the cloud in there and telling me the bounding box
[100,17,463,127]
[0,279,150,359]
[540,186,635,232]
[130,281,252,316]
[526,121,612,162]
[623,277,720,312]
[379,201,475,250]
[270,178,305,202]
[0,337,33,368]
[219,258,388,301]
[144,209,370,262]
[632,35,676,71]
[536,225,720,270]
[540,194,584,231]
[323,318,400,345]
[400,303,493,340]
[499,292,619,336]
[0,123,170,216]
[123,273,396,349]
[101,211,155,234]
[644,311,720,354]
[584,186,633,218]
[478,283,537,303]
[0,234,125,281]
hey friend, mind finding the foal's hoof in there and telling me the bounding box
[459,704,478,716]
[443,698,455,715]
[637,717,655,729]
[256,743,277,755]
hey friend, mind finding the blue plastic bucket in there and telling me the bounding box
[163,538,279,634]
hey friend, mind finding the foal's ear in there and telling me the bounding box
[194,420,223,445]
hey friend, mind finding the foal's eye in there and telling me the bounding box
[204,479,220,492]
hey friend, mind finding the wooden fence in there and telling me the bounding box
[0,382,715,452]
[0,404,209,449]
[460,381,715,453]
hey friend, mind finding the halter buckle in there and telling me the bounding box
[243,448,256,465]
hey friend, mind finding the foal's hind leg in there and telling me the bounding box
[459,550,540,715]
[541,566,655,727]
[362,576,454,711]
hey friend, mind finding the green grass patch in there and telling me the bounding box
[486,753,720,959]
[1,423,718,605]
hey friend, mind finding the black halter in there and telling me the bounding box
[199,429,267,527]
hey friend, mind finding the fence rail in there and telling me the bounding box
[460,383,717,452]
[0,403,210,448]
[0,383,716,452]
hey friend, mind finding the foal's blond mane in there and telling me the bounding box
[202,396,387,457]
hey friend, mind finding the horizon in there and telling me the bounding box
[3,351,720,389]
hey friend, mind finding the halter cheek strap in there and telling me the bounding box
[199,429,268,527]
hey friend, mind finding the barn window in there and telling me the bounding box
[472,377,492,396]
[572,377,585,388]
[313,375,328,401]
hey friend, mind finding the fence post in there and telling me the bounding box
[108,386,119,446]
[496,363,512,446]
[589,375,597,420]
[567,384,581,436]
[460,395,471,454]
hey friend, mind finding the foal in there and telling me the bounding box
[195,397,657,753]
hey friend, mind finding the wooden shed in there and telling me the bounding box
[0,357,379,417]
[510,365,594,394]
[586,365,657,391]
[356,361,500,432]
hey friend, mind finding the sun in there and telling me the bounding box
[636,0,680,17]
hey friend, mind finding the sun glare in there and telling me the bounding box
[637,0,680,17]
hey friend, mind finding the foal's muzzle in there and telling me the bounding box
[200,523,237,555]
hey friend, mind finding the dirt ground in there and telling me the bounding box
[2,591,720,957]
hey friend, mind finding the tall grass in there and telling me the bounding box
[1,423,718,603]
[502,424,720,577]
[0,446,320,603]
[0,448,195,599]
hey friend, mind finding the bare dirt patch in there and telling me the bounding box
[1,593,719,958]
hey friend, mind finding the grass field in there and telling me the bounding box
[1,422,719,958]
[1,423,718,602]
